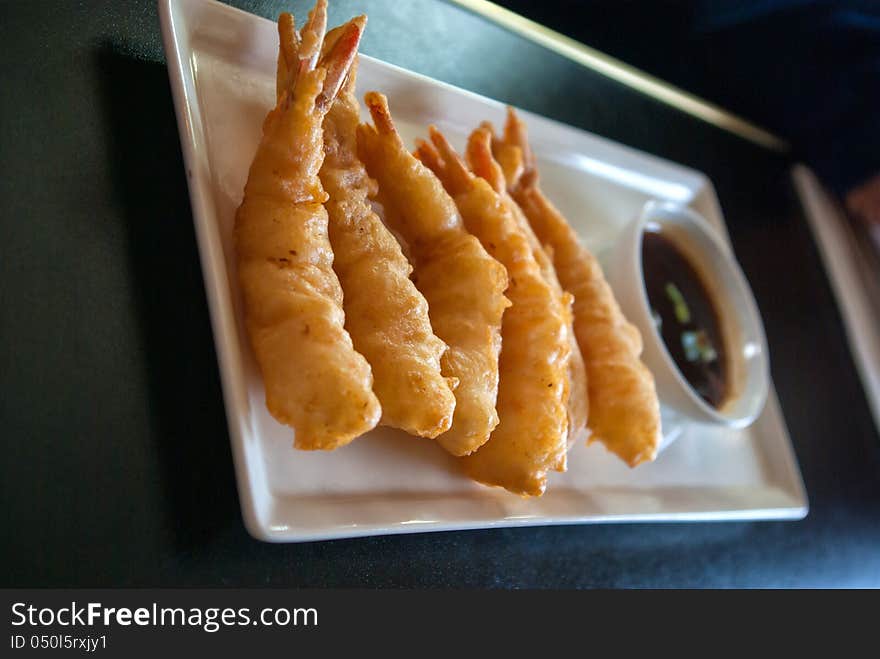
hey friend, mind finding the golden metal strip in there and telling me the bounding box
[449,0,789,152]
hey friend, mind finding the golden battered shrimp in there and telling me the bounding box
[529,243,588,464]
[312,26,455,438]
[357,93,509,457]
[545,243,590,462]
[234,4,380,450]
[465,129,589,463]
[492,108,661,466]
[415,127,569,495]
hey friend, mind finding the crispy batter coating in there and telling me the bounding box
[234,6,380,450]
[493,108,661,466]
[357,93,510,456]
[416,127,570,495]
[319,50,456,438]
[516,228,588,467]
[563,311,589,453]
[543,245,590,465]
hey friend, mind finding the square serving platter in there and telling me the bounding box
[159,0,808,541]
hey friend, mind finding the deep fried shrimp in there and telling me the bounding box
[235,4,380,450]
[357,94,510,456]
[466,128,589,465]
[316,28,456,438]
[492,108,660,466]
[415,127,570,495]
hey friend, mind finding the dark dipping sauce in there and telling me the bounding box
[642,229,729,408]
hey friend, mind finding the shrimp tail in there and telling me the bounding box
[276,13,300,102]
[427,126,473,196]
[503,106,537,184]
[297,0,328,74]
[363,92,401,140]
[276,8,363,121]
[413,138,445,177]
[316,17,366,112]
[466,126,507,194]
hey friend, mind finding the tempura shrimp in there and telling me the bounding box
[491,108,660,466]
[415,126,570,495]
[357,93,510,457]
[234,3,380,450]
[465,128,589,462]
[314,25,456,438]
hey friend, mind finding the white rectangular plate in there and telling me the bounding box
[160,0,808,542]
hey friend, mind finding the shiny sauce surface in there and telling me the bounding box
[642,229,728,408]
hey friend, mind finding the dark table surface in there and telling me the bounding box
[2,0,879,588]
